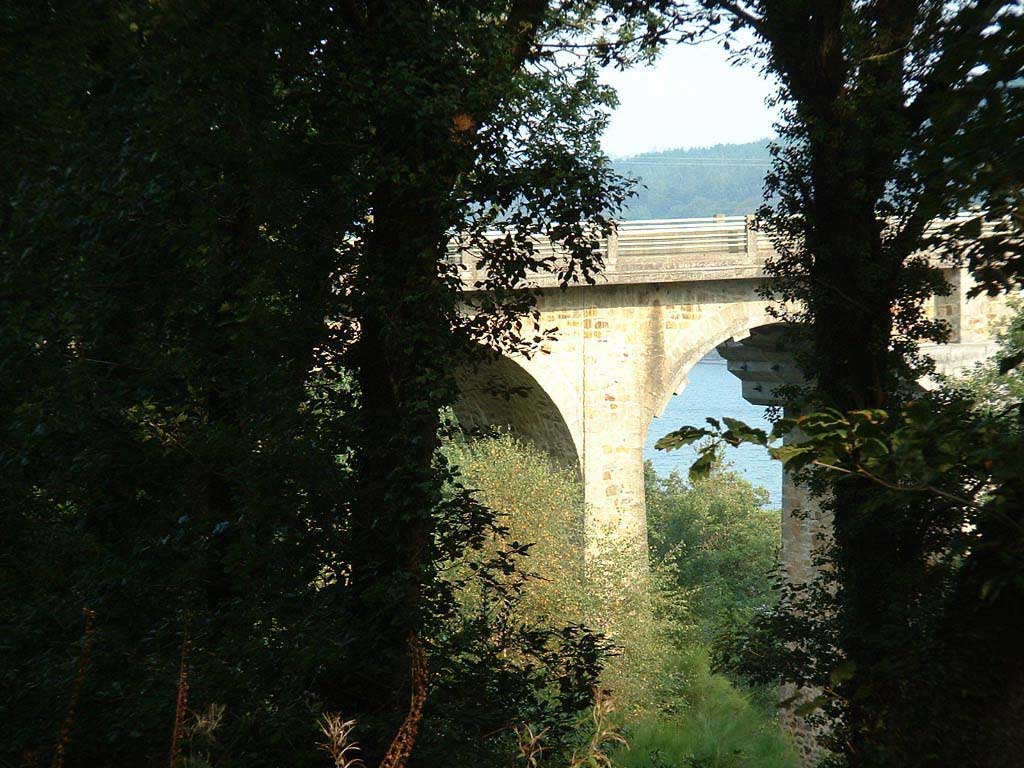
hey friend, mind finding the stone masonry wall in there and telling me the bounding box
[780,427,834,766]
[498,279,773,570]
[454,278,774,634]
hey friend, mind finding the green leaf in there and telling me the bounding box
[722,416,768,446]
[688,448,718,482]
[769,443,815,468]
[799,410,847,430]
[655,426,712,451]
[859,437,890,459]
[771,418,798,439]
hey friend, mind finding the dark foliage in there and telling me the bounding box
[640,1,1024,765]
[707,391,1024,767]
[0,2,639,766]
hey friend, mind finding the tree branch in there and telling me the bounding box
[505,0,548,67]
[717,0,766,35]
[811,459,980,509]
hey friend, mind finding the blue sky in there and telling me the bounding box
[600,40,779,158]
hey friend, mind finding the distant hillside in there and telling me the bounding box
[612,140,772,220]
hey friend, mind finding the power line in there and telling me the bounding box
[614,160,771,167]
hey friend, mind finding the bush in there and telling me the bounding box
[645,462,780,649]
[613,649,798,768]
[445,432,589,627]
[447,433,796,766]
[447,433,684,713]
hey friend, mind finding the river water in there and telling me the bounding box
[643,348,782,507]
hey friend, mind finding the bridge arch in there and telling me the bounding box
[645,304,778,430]
[453,354,581,477]
[642,308,785,516]
[454,259,1010,599]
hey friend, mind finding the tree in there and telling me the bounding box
[645,462,778,647]
[1,1,640,765]
[635,1,1024,763]
[330,1,635,760]
[2,4,363,764]
[612,140,773,219]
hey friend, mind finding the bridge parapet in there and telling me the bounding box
[452,215,1011,360]
[609,215,772,283]
[450,214,995,291]
[450,214,771,288]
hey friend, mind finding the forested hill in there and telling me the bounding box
[612,140,772,220]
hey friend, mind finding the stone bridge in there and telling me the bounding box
[452,215,1012,578]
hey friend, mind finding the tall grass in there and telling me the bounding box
[612,650,798,768]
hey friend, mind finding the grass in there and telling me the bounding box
[611,650,799,768]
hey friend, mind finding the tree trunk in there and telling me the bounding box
[346,179,455,759]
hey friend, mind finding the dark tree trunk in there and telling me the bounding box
[345,179,457,759]
[761,4,928,762]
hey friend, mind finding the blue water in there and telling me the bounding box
[644,349,782,507]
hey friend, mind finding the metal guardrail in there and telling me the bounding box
[614,215,756,275]
[449,214,765,284]
[616,216,749,258]
[450,213,987,288]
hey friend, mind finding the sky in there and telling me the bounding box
[600,41,780,158]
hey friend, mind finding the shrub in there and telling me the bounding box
[612,649,798,768]
[447,434,689,714]
[445,433,589,628]
[645,462,780,649]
